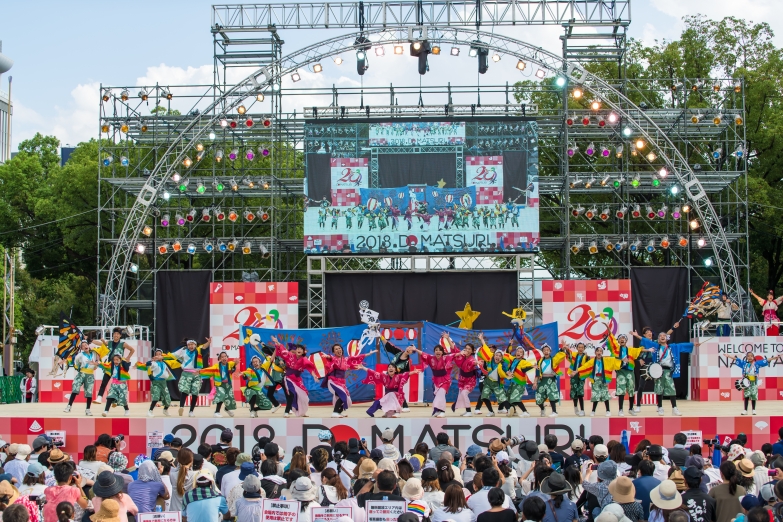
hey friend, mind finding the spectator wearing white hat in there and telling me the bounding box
[229,475,264,522]
[289,476,320,522]
[648,479,683,522]
[4,446,31,486]
[380,429,402,462]
[402,477,431,520]
[582,444,612,484]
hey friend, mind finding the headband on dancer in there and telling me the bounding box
[187,339,197,345]
[617,334,628,341]
[250,355,262,365]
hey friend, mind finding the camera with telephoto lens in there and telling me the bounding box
[52,440,64,448]
[501,436,525,448]
[111,434,124,450]
[333,450,344,465]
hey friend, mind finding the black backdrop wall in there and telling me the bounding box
[326,272,517,330]
[377,153,457,187]
[630,267,690,398]
[156,271,212,399]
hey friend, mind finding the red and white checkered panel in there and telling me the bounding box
[476,187,504,204]
[304,234,350,252]
[494,232,540,250]
[330,189,361,207]
[330,158,369,191]
[690,336,783,402]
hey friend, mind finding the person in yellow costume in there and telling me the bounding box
[533,344,566,417]
[574,346,622,417]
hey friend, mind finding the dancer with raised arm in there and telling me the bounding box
[100,353,132,417]
[574,345,621,417]
[361,363,420,418]
[136,348,177,418]
[271,335,317,418]
[477,336,512,417]
[241,355,274,417]
[200,351,237,418]
[632,330,699,416]
[564,342,590,417]
[728,352,783,415]
[64,341,99,415]
[749,288,783,335]
[381,335,415,412]
[533,344,566,418]
[321,343,377,418]
[506,343,535,417]
[172,338,211,417]
[411,333,457,418]
[450,342,479,417]
[92,327,135,404]
[605,332,654,417]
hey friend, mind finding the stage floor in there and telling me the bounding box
[4,399,775,419]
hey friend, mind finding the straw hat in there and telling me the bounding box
[48,448,70,464]
[0,481,20,505]
[608,476,636,503]
[402,478,424,500]
[650,480,682,510]
[290,477,317,502]
[358,458,377,479]
[736,458,755,478]
[90,498,121,522]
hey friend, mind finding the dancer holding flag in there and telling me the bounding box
[92,327,135,404]
[729,352,783,415]
[605,332,654,416]
[574,345,621,417]
[241,355,274,417]
[506,343,535,417]
[321,343,377,418]
[564,342,589,417]
[533,344,565,417]
[450,343,479,417]
[476,334,512,417]
[360,363,421,418]
[172,338,211,417]
[632,330,699,416]
[100,353,132,417]
[64,341,99,415]
[270,336,317,417]
[136,348,177,417]
[412,334,456,418]
[201,352,237,418]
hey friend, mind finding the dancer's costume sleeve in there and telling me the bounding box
[453,353,479,391]
[200,361,236,385]
[362,368,391,389]
[510,358,534,385]
[576,356,621,383]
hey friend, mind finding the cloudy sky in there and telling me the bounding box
[1,0,781,151]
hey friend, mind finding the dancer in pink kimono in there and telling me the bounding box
[321,344,377,418]
[450,342,479,417]
[412,334,457,418]
[270,336,317,418]
[749,288,783,335]
[360,364,421,418]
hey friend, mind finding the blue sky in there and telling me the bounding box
[1,0,781,150]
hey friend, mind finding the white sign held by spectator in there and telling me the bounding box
[137,512,181,522]
[262,499,300,522]
[311,506,352,522]
[366,501,407,522]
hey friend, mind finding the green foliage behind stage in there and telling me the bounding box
[3,15,783,360]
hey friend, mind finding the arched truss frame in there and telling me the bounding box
[100,27,746,325]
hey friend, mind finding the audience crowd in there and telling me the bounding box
[0,426,782,522]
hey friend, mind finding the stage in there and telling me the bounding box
[2,401,779,461]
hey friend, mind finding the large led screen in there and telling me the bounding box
[304,119,539,254]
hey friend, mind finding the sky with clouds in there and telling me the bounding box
[1,0,782,152]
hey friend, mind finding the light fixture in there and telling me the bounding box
[468,47,477,57]
[571,240,583,254]
[613,176,624,188]
[584,177,596,189]
[635,139,646,149]
[535,69,546,79]
[394,45,404,55]
[143,225,153,236]
[120,122,129,133]
[213,180,224,192]
[196,181,206,194]
[690,219,700,230]
[469,41,488,74]
[713,114,722,125]
[704,257,713,267]
[161,88,172,100]
[582,115,591,126]
[571,205,585,217]
[660,236,671,249]
[615,147,623,159]
[622,126,633,137]
[600,146,611,158]
[242,241,252,254]
[588,241,598,255]
[228,148,238,161]
[590,100,601,111]
[256,93,265,101]
[178,178,189,192]
[356,40,369,75]
[597,116,606,127]
[262,179,270,190]
[162,190,171,200]
[187,243,197,254]
[160,214,170,227]
[567,143,578,157]
[670,82,682,92]
[602,239,614,252]
[646,240,656,253]
[245,117,254,127]
[450,46,459,56]
[158,243,170,255]
[120,89,129,101]
[672,206,682,219]
[375,46,385,57]
[313,63,323,73]
[230,118,239,128]
[599,208,610,221]
[734,80,741,93]
[585,142,596,157]
[237,105,247,115]
[229,178,238,191]
[218,240,227,253]
[138,89,149,101]
[219,117,229,128]
[569,176,583,188]
[631,173,641,187]
[600,174,611,186]
[691,113,702,124]
[492,53,501,62]
[585,206,597,220]
[201,208,211,222]
[682,203,691,213]
[172,240,182,252]
[646,151,657,162]
[203,240,214,253]
[735,115,743,125]
[246,149,255,161]
[616,206,627,219]
[245,210,256,222]
[658,167,668,178]
[120,156,129,167]
[228,239,238,252]
[257,208,270,221]
[214,208,225,221]
[572,86,583,99]
[243,177,255,189]
[566,114,574,126]
[671,185,680,195]
[697,237,706,247]
[101,122,110,133]
[102,90,111,102]
[712,148,722,160]
[176,213,185,226]
[431,44,441,55]
[259,145,270,156]
[735,146,745,159]
[129,263,139,274]
[262,117,272,127]
[607,112,618,124]
[615,241,627,252]
[678,236,688,247]
[291,71,301,82]
[186,209,197,222]
[228,209,238,222]
[646,205,656,219]
[516,60,526,71]
[555,76,566,87]
[629,239,641,252]
[215,150,224,162]
[333,56,343,65]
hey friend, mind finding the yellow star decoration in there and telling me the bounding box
[502,308,527,321]
[437,178,447,188]
[456,302,481,329]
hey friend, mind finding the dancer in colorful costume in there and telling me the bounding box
[64,341,99,415]
[749,288,783,335]
[729,352,783,415]
[136,348,177,417]
[505,343,534,417]
[477,336,511,417]
[172,338,211,417]
[450,343,479,417]
[241,355,274,417]
[575,346,621,417]
[200,352,237,418]
[321,343,377,418]
[92,327,135,404]
[632,330,699,416]
[259,343,289,414]
[271,335,317,417]
[100,353,131,417]
[361,363,420,418]
[605,332,653,416]
[533,344,565,417]
[381,336,415,412]
[412,334,456,418]
[564,342,589,417]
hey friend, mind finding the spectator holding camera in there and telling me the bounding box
[43,462,88,522]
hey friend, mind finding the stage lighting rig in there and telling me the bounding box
[355,36,372,75]
[469,41,489,74]
[409,38,431,75]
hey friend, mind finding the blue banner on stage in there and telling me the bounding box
[242,320,558,406]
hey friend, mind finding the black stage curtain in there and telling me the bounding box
[156,271,212,398]
[502,151,527,202]
[325,272,516,330]
[306,153,332,202]
[631,267,690,398]
[378,153,457,188]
